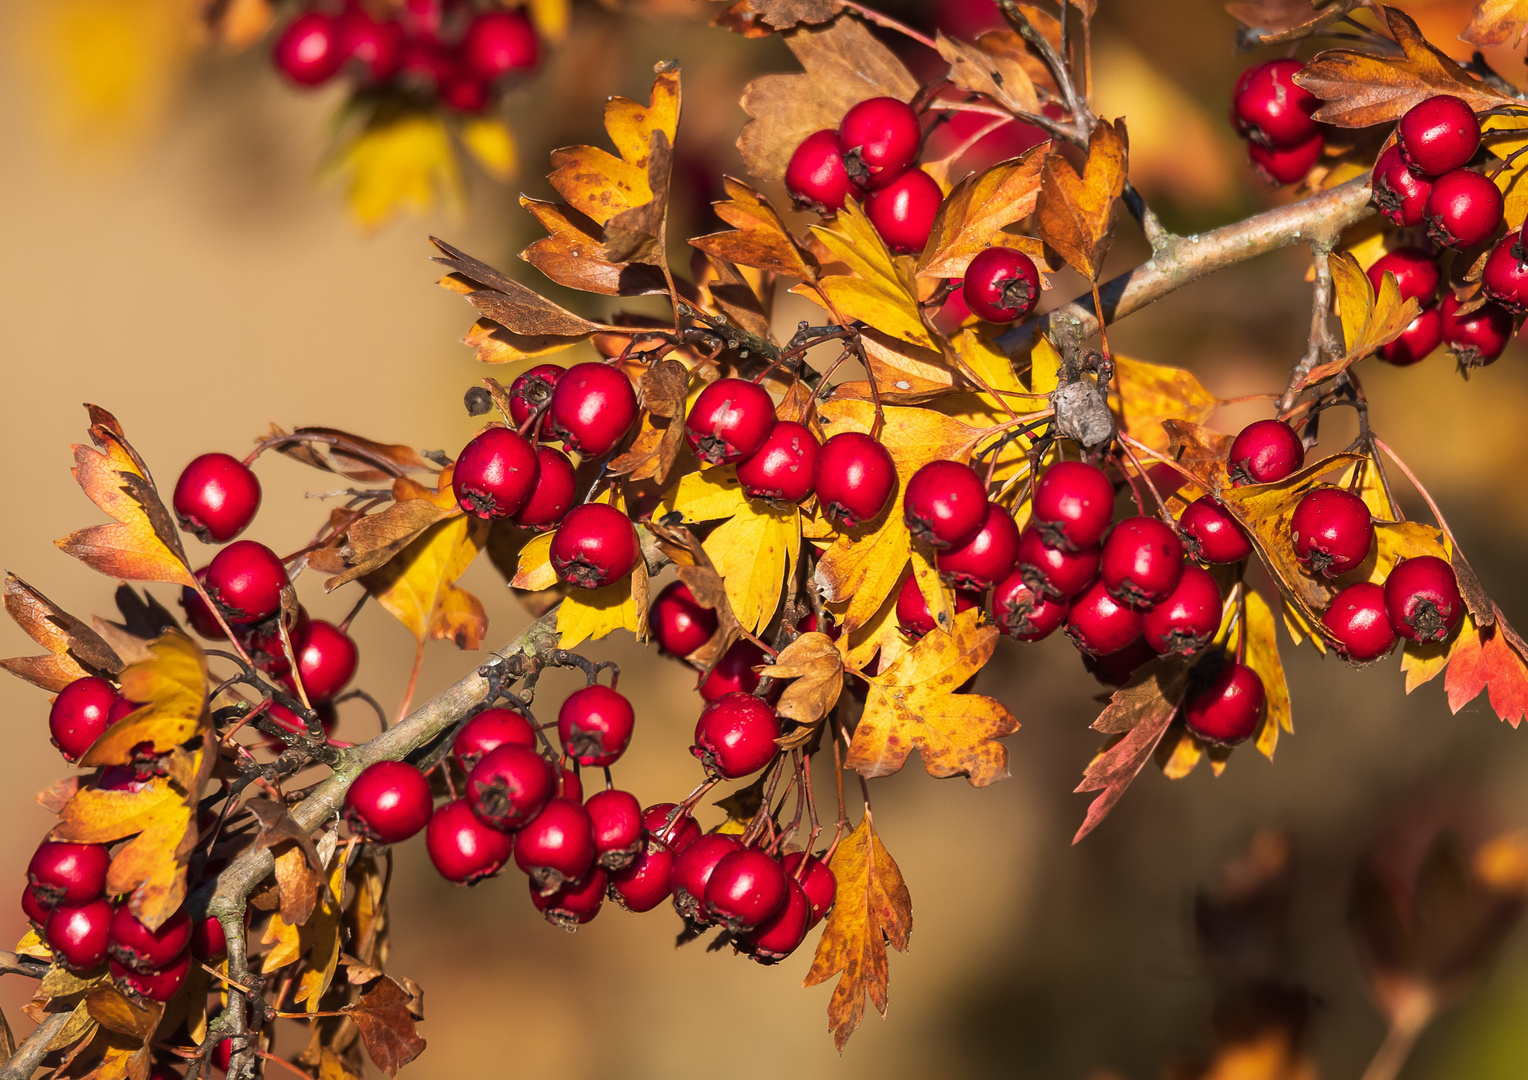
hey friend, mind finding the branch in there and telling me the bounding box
[0,1010,70,1080]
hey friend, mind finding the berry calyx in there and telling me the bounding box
[990,570,1069,642]
[343,761,432,844]
[1289,486,1374,577]
[786,130,853,214]
[1228,419,1304,485]
[49,676,132,762]
[1423,169,1503,249]
[1099,516,1185,607]
[685,378,776,465]
[814,432,897,527]
[111,953,190,1003]
[781,850,837,926]
[460,9,538,80]
[1031,461,1116,550]
[1183,661,1265,746]
[1140,563,1222,656]
[466,744,555,831]
[704,848,788,932]
[1375,305,1442,367]
[960,248,1041,324]
[513,798,597,893]
[935,501,1020,590]
[1482,232,1528,312]
[864,168,942,253]
[699,639,765,701]
[451,707,537,772]
[45,897,112,972]
[1368,247,1441,306]
[895,574,979,639]
[515,446,578,530]
[273,12,345,86]
[108,904,191,973]
[557,684,635,767]
[205,541,288,625]
[586,788,643,871]
[547,363,639,457]
[1248,131,1324,186]
[507,363,564,437]
[692,692,781,779]
[173,453,261,543]
[1015,526,1101,601]
[737,421,821,504]
[28,841,110,908]
[741,879,811,963]
[1323,582,1397,663]
[904,460,989,549]
[549,504,640,589]
[838,97,922,189]
[453,427,540,520]
[1231,59,1319,148]
[1397,95,1481,177]
[427,799,515,886]
[1178,498,1253,564]
[289,619,357,703]
[650,581,719,658]
[530,869,606,929]
[1440,292,1513,369]
[669,833,742,923]
[1065,578,1144,657]
[607,836,676,912]
[1372,145,1433,227]
[1383,555,1464,643]
[642,803,702,852]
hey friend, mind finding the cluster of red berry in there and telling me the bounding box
[272,0,539,114]
[1229,59,1327,186]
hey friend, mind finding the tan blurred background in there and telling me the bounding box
[4,0,1528,1076]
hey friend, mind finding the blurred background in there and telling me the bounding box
[3,0,1528,1076]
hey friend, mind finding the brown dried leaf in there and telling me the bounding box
[1,574,122,691]
[1226,0,1362,46]
[342,976,427,1076]
[325,475,461,588]
[1164,419,1234,491]
[766,631,844,727]
[936,31,1039,116]
[691,177,817,280]
[917,150,1048,280]
[1036,118,1128,281]
[713,0,842,32]
[432,237,598,338]
[520,197,667,296]
[1463,0,1528,47]
[608,360,691,484]
[267,425,432,483]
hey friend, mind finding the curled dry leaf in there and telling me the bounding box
[267,425,432,483]
[608,359,691,484]
[1036,118,1129,281]
[1163,419,1234,492]
[342,976,427,1076]
[1,573,122,691]
[916,148,1048,280]
[1462,0,1528,47]
[361,505,489,650]
[691,177,817,281]
[935,31,1040,117]
[263,855,346,1015]
[520,197,668,297]
[432,236,598,340]
[323,473,462,589]
[1225,0,1363,47]
[713,0,843,33]
[766,630,844,731]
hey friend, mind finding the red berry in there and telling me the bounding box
[990,570,1068,642]
[173,453,261,543]
[642,803,701,852]
[451,707,536,772]
[1015,527,1100,600]
[786,130,854,213]
[191,914,227,961]
[685,378,776,465]
[1384,555,1464,643]
[454,428,540,520]
[1229,419,1304,486]
[1248,130,1324,185]
[28,841,110,908]
[935,502,1020,589]
[1141,563,1222,656]
[1032,461,1115,550]
[1290,486,1373,577]
[741,878,811,963]
[428,798,514,885]
[1065,578,1144,656]
[1372,145,1433,227]
[1178,498,1253,564]
[339,12,405,81]
[344,761,432,844]
[557,685,634,767]
[549,503,639,589]
[508,363,563,437]
[865,168,942,253]
[108,904,190,972]
[607,836,676,912]
[290,619,357,703]
[260,701,337,753]
[460,9,538,80]
[1323,582,1397,663]
[904,460,988,549]
[781,850,837,926]
[467,745,555,831]
[49,676,131,762]
[1183,661,1265,746]
[961,248,1041,323]
[547,363,638,457]
[555,763,583,802]
[22,885,49,928]
[1482,233,1528,312]
[515,446,577,530]
[692,692,780,779]
[586,789,642,871]
[180,571,227,640]
[932,282,974,336]
[1375,305,1442,367]
[1424,169,1503,249]
[206,541,287,625]
[530,869,606,928]
[111,952,189,1003]
[213,1037,233,1072]
[273,12,344,86]
[1368,247,1440,306]
[1398,95,1481,177]
[1440,292,1513,369]
[814,432,896,527]
[651,581,719,658]
[440,70,490,113]
[1231,60,1319,147]
[240,606,305,676]
[669,833,742,923]
[96,766,149,793]
[45,897,112,971]
[838,97,922,189]
[895,575,979,639]
[1100,516,1185,607]
[1083,638,1158,687]
[704,848,788,931]
[737,421,820,504]
[514,798,597,892]
[699,639,765,701]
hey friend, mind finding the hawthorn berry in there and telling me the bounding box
[1375,305,1442,366]
[550,503,640,588]
[1065,578,1144,657]
[180,571,227,640]
[741,878,811,963]
[865,168,942,253]
[989,570,1068,642]
[173,453,261,543]
[895,574,978,639]
[273,11,345,86]
[240,606,305,675]
[453,427,540,520]
[1424,169,1503,248]
[343,761,432,844]
[1372,145,1433,227]
[1398,95,1481,177]
[514,798,597,892]
[508,363,564,437]
[685,378,776,465]
[692,692,781,779]
[439,72,490,113]
[642,803,702,852]
[1384,555,1464,643]
[452,707,537,772]
[781,850,837,926]
[260,701,337,753]
[1032,461,1115,550]
[290,619,357,703]
[547,363,638,457]
[460,9,538,80]
[191,914,227,961]
[557,684,635,767]
[1141,563,1222,656]
[1248,131,1324,186]
[108,904,191,973]
[45,897,112,971]
[22,886,49,928]
[838,97,922,189]
[205,540,287,624]
[586,789,643,871]
[49,676,132,762]
[1290,486,1373,577]
[1229,419,1304,485]
[935,502,1020,590]
[1100,516,1185,607]
[111,953,190,1003]
[650,582,718,658]
[669,833,743,923]
[932,282,974,336]
[339,11,405,81]
[1323,582,1397,663]
[1440,292,1513,369]
[1231,59,1319,147]
[1183,661,1265,746]
[531,869,606,928]
[1014,526,1100,600]
[555,763,584,802]
[737,421,820,504]
[903,460,988,550]
[960,248,1041,324]
[815,432,896,527]
[786,130,854,214]
[427,798,515,885]
[28,841,110,908]
[704,848,789,931]
[516,446,578,530]
[607,836,677,912]
[467,744,555,831]
[1482,232,1528,312]
[1368,247,1440,306]
[699,639,766,700]
[1178,498,1253,564]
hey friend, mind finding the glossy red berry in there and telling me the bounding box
[466,745,555,831]
[453,427,540,520]
[607,836,676,912]
[507,363,564,437]
[1231,59,1319,148]
[838,97,922,189]
[1100,516,1185,607]
[1368,247,1440,306]
[1375,305,1442,366]
[1440,292,1513,369]
[191,914,227,961]
[1032,461,1115,550]
[1398,95,1481,177]
[1178,498,1253,564]
[1183,661,1265,747]
[339,11,405,81]
[650,582,718,658]
[343,761,432,844]
[531,869,606,928]
[427,799,515,885]
[28,841,110,908]
[108,904,190,972]
[1290,486,1373,577]
[1384,555,1464,643]
[45,898,112,971]
[460,9,538,79]
[904,460,988,549]
[515,446,577,530]
[1323,582,1397,663]
[205,541,287,625]
[111,953,189,1003]
[669,833,742,922]
[990,570,1068,642]
[786,130,854,213]
[586,789,643,871]
[781,851,836,926]
[1084,638,1158,688]
[1141,563,1222,656]
[549,504,639,589]
[1228,419,1304,486]
[555,763,583,802]
[1065,578,1144,657]
[685,378,776,465]
[936,502,1020,590]
[514,798,597,892]
[895,574,979,639]
[273,12,344,86]
[180,571,227,640]
[865,168,942,253]
[557,685,634,767]
[239,605,305,675]
[1482,233,1528,312]
[1248,131,1323,185]
[704,848,788,931]
[814,432,896,527]
[289,619,357,703]
[738,421,820,504]
[692,693,780,779]
[642,803,701,852]
[49,676,131,762]
[960,248,1041,324]
[22,885,49,928]
[699,639,765,700]
[451,707,536,772]
[932,282,973,336]
[547,363,638,457]
[1372,145,1433,227]
[439,71,490,113]
[173,454,261,543]
[1424,169,1503,249]
[741,878,811,963]
[1015,527,1100,600]
[212,1037,233,1072]
[259,700,337,753]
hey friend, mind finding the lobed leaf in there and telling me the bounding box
[1463,0,1528,47]
[691,177,817,280]
[361,512,489,649]
[1036,118,1128,281]
[917,148,1048,280]
[1,573,122,691]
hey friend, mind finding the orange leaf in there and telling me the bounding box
[765,630,843,729]
[1036,118,1128,281]
[713,0,843,33]
[1463,0,1528,47]
[1,574,122,691]
[519,197,668,296]
[1109,353,1218,454]
[1074,660,1192,842]
[81,633,207,767]
[361,511,489,649]
[935,30,1040,116]
[432,237,598,340]
[1446,613,1528,727]
[916,149,1048,281]
[691,176,817,280]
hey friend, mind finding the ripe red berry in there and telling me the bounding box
[699,639,765,700]
[555,763,583,802]
[49,676,132,762]
[205,541,287,624]
[1323,582,1397,663]
[557,684,635,767]
[1141,563,1222,656]
[514,798,597,892]
[904,460,988,549]
[895,574,979,639]
[530,869,606,928]
[686,378,776,465]
[838,97,922,189]
[515,446,577,530]
[990,570,1069,642]
[240,605,305,676]
[45,897,112,971]
[814,432,896,527]
[289,619,357,703]
[427,798,515,885]
[786,130,854,213]
[173,453,261,543]
[212,1036,233,1072]
[704,848,789,931]
[1178,498,1252,564]
[1183,661,1265,746]
[549,503,639,589]
[1375,305,1442,367]
[339,11,405,81]
[28,841,110,908]
[1482,232,1528,312]
[460,9,538,79]
[259,700,337,754]
[1384,555,1464,643]
[467,745,555,831]
[864,168,942,253]
[453,427,540,520]
[1065,578,1144,657]
[741,878,811,963]
[642,803,701,852]
[451,707,536,772]
[1228,419,1304,486]
[586,789,643,871]
[669,833,742,923]
[273,12,345,86]
[1032,461,1115,550]
[1100,516,1185,607]
[960,248,1041,324]
[1248,131,1324,185]
[607,836,676,912]
[650,581,719,658]
[547,363,638,457]
[692,692,781,779]
[1015,527,1100,601]
[1424,169,1503,249]
[343,761,432,844]
[439,71,490,113]
[108,904,191,972]
[935,502,1020,589]
[1083,638,1159,687]
[1231,59,1319,147]
[508,363,564,437]
[191,914,227,961]
[22,885,49,928]
[1368,247,1441,306]
[932,282,973,336]
[781,850,837,926]
[738,421,820,504]
[1398,95,1481,177]
[1372,145,1433,227]
[1440,292,1513,369]
[111,952,190,1003]
[1289,486,1373,577]
[180,571,227,640]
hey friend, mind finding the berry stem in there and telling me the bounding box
[395,635,428,725]
[1279,244,1336,414]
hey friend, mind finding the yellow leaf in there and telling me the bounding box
[1109,354,1218,454]
[690,177,816,280]
[82,632,207,766]
[526,0,571,41]
[1242,590,1292,760]
[1030,333,1063,397]
[511,531,558,591]
[459,116,517,181]
[1368,521,1449,587]
[1298,251,1419,386]
[1464,0,1528,46]
[800,201,932,349]
[1159,729,1204,779]
[262,855,345,1013]
[557,569,644,648]
[362,513,489,648]
[916,148,1048,279]
[1403,636,1454,693]
[662,464,749,522]
[703,501,798,634]
[332,112,461,228]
